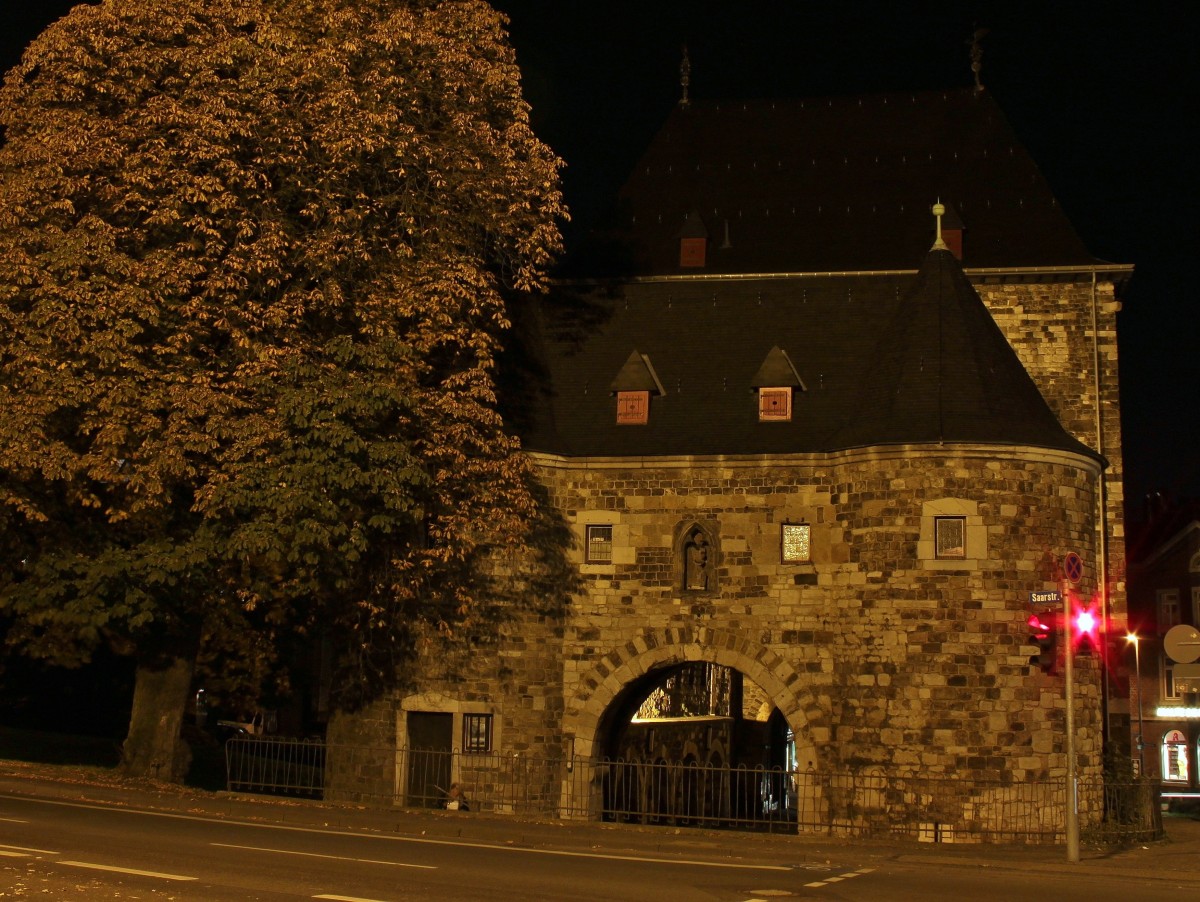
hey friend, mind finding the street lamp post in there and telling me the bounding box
[1127,633,1145,776]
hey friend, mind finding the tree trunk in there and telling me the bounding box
[121,654,195,782]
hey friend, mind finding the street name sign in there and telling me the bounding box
[1029,590,1061,606]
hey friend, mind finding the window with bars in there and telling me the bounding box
[781,523,811,563]
[586,525,613,564]
[758,387,792,421]
[934,517,966,559]
[463,713,493,753]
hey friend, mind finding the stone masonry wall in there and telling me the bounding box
[537,445,1104,788]
[980,278,1125,624]
[329,276,1120,827]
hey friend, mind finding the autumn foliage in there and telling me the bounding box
[0,0,564,776]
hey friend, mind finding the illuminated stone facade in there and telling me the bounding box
[329,89,1129,839]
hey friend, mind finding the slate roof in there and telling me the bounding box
[509,87,1103,463]
[575,88,1097,276]
[516,247,1097,461]
[827,248,1095,454]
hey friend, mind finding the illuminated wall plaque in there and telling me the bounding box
[782,523,811,563]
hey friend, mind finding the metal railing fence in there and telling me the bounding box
[225,736,1162,844]
[225,735,325,799]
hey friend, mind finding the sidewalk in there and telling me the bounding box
[2,758,1198,885]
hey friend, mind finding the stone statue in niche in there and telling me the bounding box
[684,529,710,591]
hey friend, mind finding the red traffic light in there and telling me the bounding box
[1072,604,1100,653]
[1027,611,1058,673]
[1027,613,1054,637]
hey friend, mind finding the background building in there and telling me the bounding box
[1126,502,1200,797]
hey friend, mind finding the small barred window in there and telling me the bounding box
[463,713,493,753]
[586,525,613,563]
[935,517,966,559]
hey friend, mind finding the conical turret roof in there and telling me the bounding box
[826,247,1096,457]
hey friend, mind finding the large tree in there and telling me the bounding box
[0,0,563,779]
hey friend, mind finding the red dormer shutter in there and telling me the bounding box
[616,390,650,424]
[679,237,707,268]
[758,387,792,421]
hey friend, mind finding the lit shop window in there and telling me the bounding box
[1162,729,1189,783]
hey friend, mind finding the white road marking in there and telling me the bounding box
[212,841,436,870]
[0,850,30,857]
[0,843,59,855]
[59,860,198,881]
[314,896,395,902]
[0,793,789,872]
[0,817,28,823]
[801,866,877,890]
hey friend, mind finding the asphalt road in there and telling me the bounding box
[2,792,1197,901]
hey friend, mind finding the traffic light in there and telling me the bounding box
[1073,604,1100,655]
[1028,611,1058,673]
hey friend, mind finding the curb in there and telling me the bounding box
[3,764,1200,885]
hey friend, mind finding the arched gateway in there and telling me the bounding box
[565,625,817,764]
[560,626,821,825]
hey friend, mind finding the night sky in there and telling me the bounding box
[4,1,1197,515]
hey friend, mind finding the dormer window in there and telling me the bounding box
[759,387,792,421]
[679,237,707,267]
[616,391,650,425]
[751,346,804,423]
[610,350,665,425]
[678,211,708,268]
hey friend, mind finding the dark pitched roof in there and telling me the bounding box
[826,248,1095,454]
[577,88,1097,276]
[516,246,1097,462]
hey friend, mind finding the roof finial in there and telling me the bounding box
[968,26,989,94]
[931,200,948,250]
[679,45,691,108]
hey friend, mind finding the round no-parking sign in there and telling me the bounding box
[1063,552,1084,585]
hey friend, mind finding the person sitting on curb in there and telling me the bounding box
[446,782,470,811]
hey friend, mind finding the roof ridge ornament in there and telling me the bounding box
[679,45,691,108]
[931,200,948,251]
[969,26,989,94]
